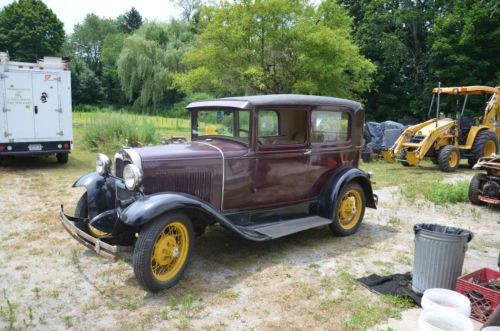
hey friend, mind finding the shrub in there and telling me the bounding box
[82,112,160,151]
[423,181,469,205]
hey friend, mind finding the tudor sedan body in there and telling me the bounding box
[60,94,377,292]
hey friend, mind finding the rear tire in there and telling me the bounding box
[329,182,366,236]
[468,173,485,205]
[468,131,498,167]
[57,153,68,164]
[133,213,194,292]
[438,145,460,172]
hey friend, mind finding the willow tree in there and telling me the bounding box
[117,21,194,109]
[175,0,375,98]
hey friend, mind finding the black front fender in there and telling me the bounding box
[120,193,269,241]
[319,166,377,219]
[73,172,116,220]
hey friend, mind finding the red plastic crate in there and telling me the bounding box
[456,268,500,323]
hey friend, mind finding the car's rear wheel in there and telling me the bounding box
[56,153,68,164]
[329,182,366,236]
[133,213,193,292]
[468,173,485,206]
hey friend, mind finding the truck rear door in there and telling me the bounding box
[32,72,62,139]
[3,71,35,140]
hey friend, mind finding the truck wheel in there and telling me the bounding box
[329,182,366,236]
[468,131,498,167]
[133,213,193,292]
[468,173,485,205]
[57,153,68,164]
[438,145,460,172]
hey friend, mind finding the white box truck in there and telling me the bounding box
[0,52,73,163]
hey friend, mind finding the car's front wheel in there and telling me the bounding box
[133,213,193,292]
[329,182,366,236]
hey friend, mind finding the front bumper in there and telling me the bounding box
[59,207,118,260]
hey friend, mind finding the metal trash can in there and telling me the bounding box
[412,224,473,294]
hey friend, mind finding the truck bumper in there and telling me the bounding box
[0,141,72,156]
[59,207,118,260]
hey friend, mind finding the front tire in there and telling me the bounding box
[329,182,366,236]
[133,213,194,292]
[469,173,485,205]
[438,145,460,172]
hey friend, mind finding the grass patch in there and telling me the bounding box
[81,112,162,151]
[423,180,469,205]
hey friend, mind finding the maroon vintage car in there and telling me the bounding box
[60,94,377,292]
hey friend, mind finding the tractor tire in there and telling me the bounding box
[438,145,460,172]
[430,157,439,165]
[468,173,485,205]
[400,149,410,167]
[133,213,194,292]
[468,131,498,167]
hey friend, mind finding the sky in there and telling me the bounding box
[0,0,182,33]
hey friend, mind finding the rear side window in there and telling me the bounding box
[311,111,350,143]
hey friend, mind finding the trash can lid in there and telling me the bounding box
[414,223,473,242]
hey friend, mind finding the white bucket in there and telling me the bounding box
[421,288,471,317]
[418,310,473,331]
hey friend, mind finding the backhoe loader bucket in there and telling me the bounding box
[405,151,419,166]
[381,150,395,163]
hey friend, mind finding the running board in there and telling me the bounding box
[245,216,332,239]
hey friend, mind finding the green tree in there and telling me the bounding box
[70,58,104,104]
[0,0,64,61]
[175,0,374,98]
[173,0,204,22]
[117,21,194,109]
[101,33,128,104]
[431,0,500,88]
[69,14,119,75]
[119,7,143,33]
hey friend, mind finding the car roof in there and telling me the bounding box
[186,94,362,111]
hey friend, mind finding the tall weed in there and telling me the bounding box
[82,113,160,151]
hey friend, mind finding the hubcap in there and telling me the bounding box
[338,189,363,230]
[151,222,189,282]
[449,151,458,168]
[484,140,496,157]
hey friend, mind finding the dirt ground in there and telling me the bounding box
[0,153,499,330]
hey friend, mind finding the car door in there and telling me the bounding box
[3,71,35,140]
[32,72,62,139]
[250,108,313,208]
[309,107,358,198]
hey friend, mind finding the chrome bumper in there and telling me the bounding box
[59,208,118,260]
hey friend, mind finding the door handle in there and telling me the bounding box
[304,149,312,155]
[34,106,38,114]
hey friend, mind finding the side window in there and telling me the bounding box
[258,111,279,136]
[311,111,350,143]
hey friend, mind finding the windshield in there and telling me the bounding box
[192,109,250,144]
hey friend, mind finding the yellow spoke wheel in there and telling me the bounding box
[329,183,366,236]
[133,213,193,292]
[338,189,363,230]
[151,222,189,282]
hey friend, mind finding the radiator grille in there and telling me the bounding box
[144,168,219,203]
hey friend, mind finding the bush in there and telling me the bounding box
[423,181,469,205]
[82,112,160,151]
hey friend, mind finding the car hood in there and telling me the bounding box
[134,139,248,163]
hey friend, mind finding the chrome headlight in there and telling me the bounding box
[96,154,111,175]
[123,164,143,190]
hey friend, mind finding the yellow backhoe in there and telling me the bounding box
[381,85,499,172]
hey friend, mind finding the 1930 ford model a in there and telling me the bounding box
[60,95,377,292]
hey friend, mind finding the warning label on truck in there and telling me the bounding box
[6,87,32,105]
